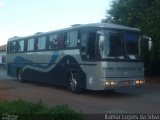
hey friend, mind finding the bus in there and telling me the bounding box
[6,23,151,93]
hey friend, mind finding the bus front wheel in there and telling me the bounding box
[68,72,82,94]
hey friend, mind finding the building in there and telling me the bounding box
[0,44,7,66]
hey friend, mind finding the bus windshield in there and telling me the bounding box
[125,32,139,58]
[98,30,139,60]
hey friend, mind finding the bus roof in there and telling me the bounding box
[8,23,140,41]
[71,23,140,31]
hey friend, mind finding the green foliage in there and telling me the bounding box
[103,0,160,76]
[0,100,84,120]
[0,100,46,114]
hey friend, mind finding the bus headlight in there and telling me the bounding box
[136,80,145,85]
[105,81,117,86]
[136,80,140,84]
[111,81,116,85]
[105,81,110,86]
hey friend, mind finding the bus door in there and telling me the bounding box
[80,32,97,60]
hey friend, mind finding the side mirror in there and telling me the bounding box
[98,35,105,58]
[148,40,152,51]
[99,35,105,48]
[142,35,152,51]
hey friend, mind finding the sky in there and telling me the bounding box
[0,0,111,46]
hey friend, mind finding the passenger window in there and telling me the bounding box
[7,42,12,53]
[38,36,46,50]
[57,33,64,49]
[66,31,78,48]
[27,38,35,51]
[10,41,17,53]
[49,34,58,49]
[18,40,24,52]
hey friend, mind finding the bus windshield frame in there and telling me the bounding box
[97,29,141,61]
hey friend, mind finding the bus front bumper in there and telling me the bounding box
[100,78,145,90]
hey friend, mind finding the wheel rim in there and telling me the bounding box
[70,77,77,91]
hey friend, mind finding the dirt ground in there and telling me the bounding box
[0,70,160,114]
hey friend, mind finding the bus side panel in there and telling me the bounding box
[7,50,87,89]
[7,63,17,77]
[21,55,86,89]
[80,64,98,90]
[7,54,23,77]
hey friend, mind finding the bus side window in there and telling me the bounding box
[27,38,35,51]
[37,36,46,50]
[57,33,64,49]
[49,34,58,49]
[66,31,78,48]
[7,42,11,53]
[18,40,24,52]
[10,41,17,53]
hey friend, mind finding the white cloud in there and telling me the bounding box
[0,0,4,7]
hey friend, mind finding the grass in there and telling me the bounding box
[0,99,84,120]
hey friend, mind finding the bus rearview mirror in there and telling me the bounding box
[142,35,152,51]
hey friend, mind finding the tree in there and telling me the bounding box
[103,0,160,76]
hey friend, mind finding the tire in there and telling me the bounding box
[68,72,82,94]
[17,69,24,82]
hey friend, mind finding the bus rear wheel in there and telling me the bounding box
[17,69,24,82]
[68,72,82,94]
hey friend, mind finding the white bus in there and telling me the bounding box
[6,23,150,93]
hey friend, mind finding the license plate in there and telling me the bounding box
[123,80,130,85]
